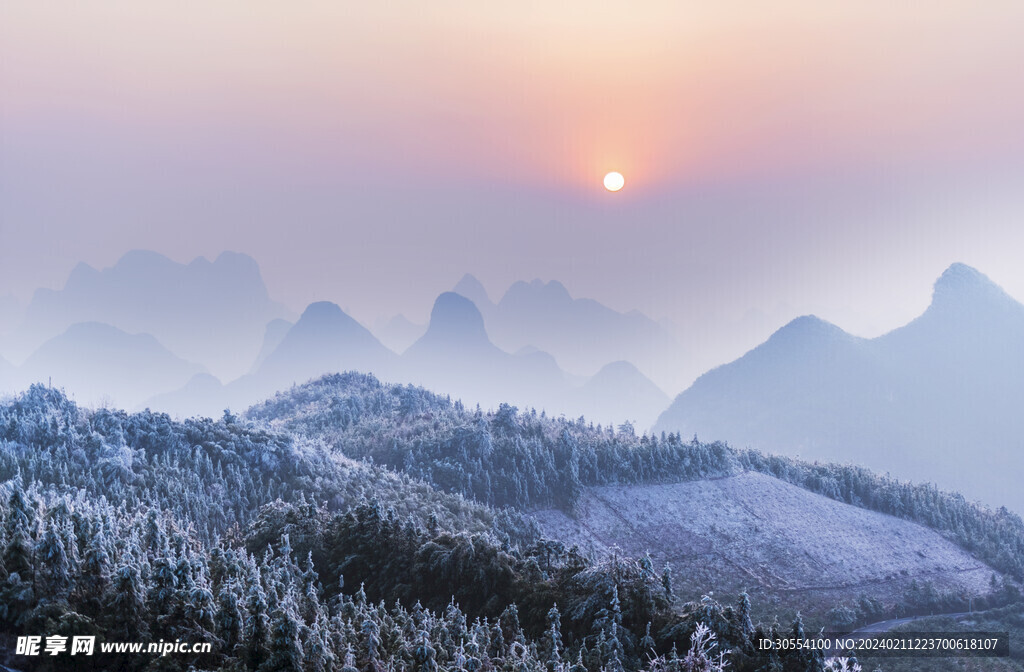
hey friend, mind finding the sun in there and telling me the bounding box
[603,171,625,192]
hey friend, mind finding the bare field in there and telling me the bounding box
[534,471,1000,619]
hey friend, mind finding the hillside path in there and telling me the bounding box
[848,611,972,637]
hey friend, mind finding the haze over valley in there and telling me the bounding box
[2,251,1023,519]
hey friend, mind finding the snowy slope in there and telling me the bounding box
[535,471,1001,617]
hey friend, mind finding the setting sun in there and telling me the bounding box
[603,171,625,192]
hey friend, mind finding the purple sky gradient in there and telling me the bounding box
[3,2,1024,363]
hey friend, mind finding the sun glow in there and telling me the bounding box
[603,171,625,192]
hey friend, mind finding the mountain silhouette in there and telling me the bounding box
[5,250,292,379]
[373,314,425,354]
[568,361,670,430]
[0,354,13,385]
[451,274,494,317]
[249,318,294,373]
[407,292,495,353]
[656,263,1024,512]
[15,322,205,409]
[403,292,565,409]
[146,301,399,416]
[256,301,398,389]
[452,276,685,393]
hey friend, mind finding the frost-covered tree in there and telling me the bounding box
[109,563,149,640]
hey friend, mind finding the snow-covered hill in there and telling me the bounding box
[535,471,1001,618]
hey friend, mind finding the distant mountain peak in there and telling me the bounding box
[281,301,382,348]
[540,279,571,299]
[502,278,572,305]
[592,360,648,380]
[423,292,490,346]
[452,274,492,310]
[117,249,175,267]
[295,301,357,330]
[931,263,1011,310]
[770,315,849,341]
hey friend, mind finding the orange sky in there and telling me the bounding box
[3,1,1024,370]
[6,2,1023,192]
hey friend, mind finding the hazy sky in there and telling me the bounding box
[3,2,1024,341]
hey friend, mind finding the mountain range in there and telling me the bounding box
[0,251,672,429]
[451,274,688,390]
[142,290,667,428]
[5,252,1024,517]
[656,263,1024,512]
[2,250,292,380]
[12,321,206,408]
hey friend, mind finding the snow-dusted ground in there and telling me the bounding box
[534,471,999,615]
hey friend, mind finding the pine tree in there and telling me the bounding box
[148,555,178,624]
[36,519,72,600]
[215,580,244,654]
[109,563,149,640]
[640,622,656,661]
[500,603,525,646]
[545,604,563,671]
[261,598,305,672]
[303,607,335,672]
[362,615,383,670]
[661,564,674,602]
[414,629,438,672]
[340,644,359,672]
[244,577,270,671]
[737,591,754,643]
[81,526,113,613]
[2,523,33,580]
[604,587,625,672]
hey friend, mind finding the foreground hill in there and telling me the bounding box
[536,471,998,619]
[0,385,841,672]
[656,263,1024,513]
[250,372,1024,619]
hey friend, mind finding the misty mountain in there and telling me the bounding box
[144,372,229,418]
[0,293,23,336]
[0,354,13,387]
[372,313,427,353]
[655,263,1024,513]
[566,360,670,429]
[453,275,686,393]
[451,273,494,317]
[147,293,671,427]
[402,292,568,410]
[4,250,292,379]
[14,322,205,409]
[249,317,294,373]
[148,301,401,416]
[253,301,399,393]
